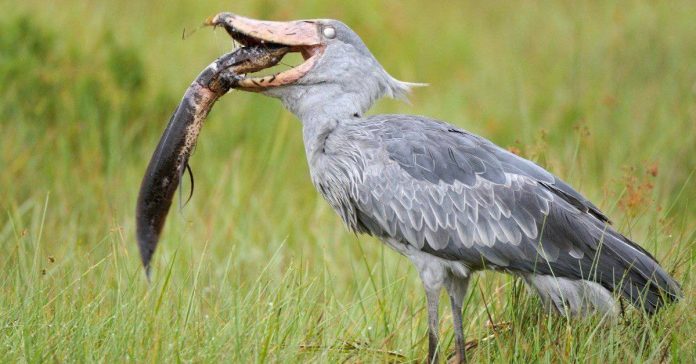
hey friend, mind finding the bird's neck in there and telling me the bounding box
[299,112,343,159]
[277,89,365,158]
[267,83,376,159]
[273,82,373,120]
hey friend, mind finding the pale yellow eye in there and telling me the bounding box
[322,26,336,39]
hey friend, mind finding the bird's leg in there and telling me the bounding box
[414,263,446,363]
[424,285,441,364]
[410,254,446,363]
[445,275,470,364]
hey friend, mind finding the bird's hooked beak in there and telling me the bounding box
[206,13,326,90]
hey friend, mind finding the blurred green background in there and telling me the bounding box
[1,0,694,362]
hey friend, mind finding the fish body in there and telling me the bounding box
[136,45,287,276]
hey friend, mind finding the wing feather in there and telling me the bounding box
[341,115,679,312]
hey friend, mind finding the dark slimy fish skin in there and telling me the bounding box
[136,45,287,277]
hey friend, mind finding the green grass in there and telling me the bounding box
[1,1,695,362]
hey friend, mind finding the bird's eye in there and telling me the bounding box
[322,26,336,39]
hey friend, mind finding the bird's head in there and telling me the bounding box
[207,13,421,119]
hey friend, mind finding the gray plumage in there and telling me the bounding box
[310,114,679,312]
[232,17,682,362]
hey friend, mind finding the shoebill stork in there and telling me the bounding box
[144,13,683,363]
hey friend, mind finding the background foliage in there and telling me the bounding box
[1,1,694,362]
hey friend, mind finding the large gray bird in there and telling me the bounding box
[207,13,681,363]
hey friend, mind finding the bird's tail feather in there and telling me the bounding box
[525,214,681,316]
[597,227,682,314]
[548,216,681,315]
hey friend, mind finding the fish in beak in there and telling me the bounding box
[206,13,327,90]
[136,44,287,278]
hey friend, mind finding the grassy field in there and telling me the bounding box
[1,0,695,362]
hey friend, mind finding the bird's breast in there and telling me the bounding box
[306,141,376,233]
